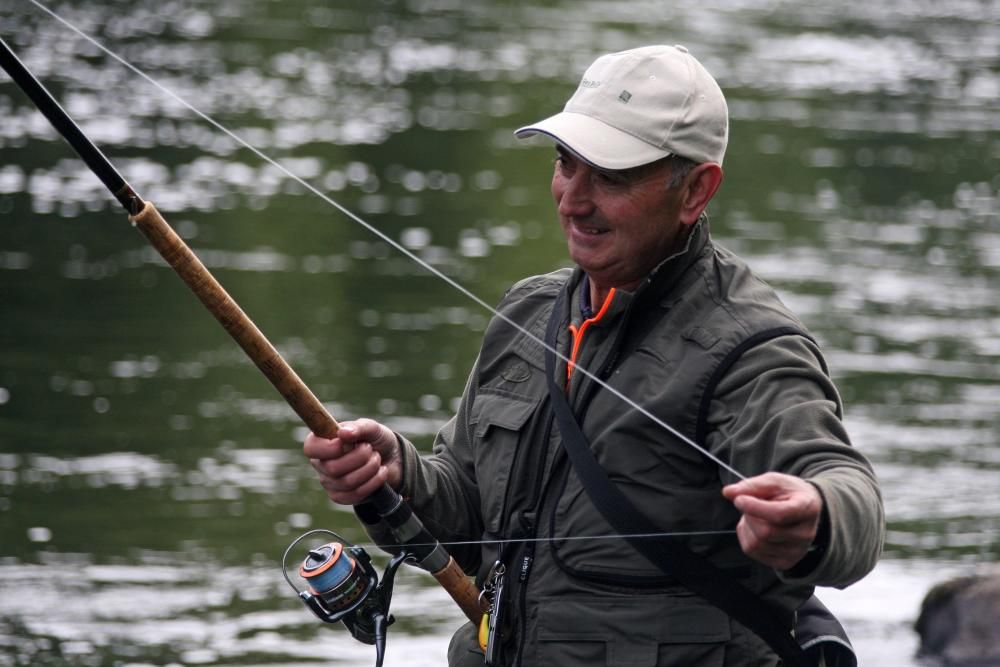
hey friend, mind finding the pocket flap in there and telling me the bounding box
[471,392,537,437]
[537,595,731,666]
[538,595,731,643]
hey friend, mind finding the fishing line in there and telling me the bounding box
[352,529,739,553]
[22,0,747,481]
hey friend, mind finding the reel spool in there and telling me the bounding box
[283,529,412,667]
[299,541,372,618]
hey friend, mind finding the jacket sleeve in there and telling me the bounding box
[355,271,567,574]
[356,359,486,574]
[704,333,885,588]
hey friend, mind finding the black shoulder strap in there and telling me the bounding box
[542,291,811,667]
[694,326,818,445]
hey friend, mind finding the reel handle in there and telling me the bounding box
[285,531,413,667]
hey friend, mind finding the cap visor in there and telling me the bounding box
[515,111,669,171]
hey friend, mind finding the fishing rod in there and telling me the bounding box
[0,36,481,666]
[24,0,749,484]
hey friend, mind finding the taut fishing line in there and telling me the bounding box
[352,529,739,553]
[21,1,747,479]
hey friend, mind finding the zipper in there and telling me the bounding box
[574,297,638,414]
[512,413,553,667]
[566,287,617,386]
[513,525,535,667]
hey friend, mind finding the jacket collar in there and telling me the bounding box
[640,214,712,300]
[572,214,712,313]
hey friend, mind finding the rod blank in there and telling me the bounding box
[1,33,482,625]
[0,36,142,214]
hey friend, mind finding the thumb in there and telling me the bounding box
[723,472,789,501]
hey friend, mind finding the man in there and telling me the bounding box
[305,45,884,666]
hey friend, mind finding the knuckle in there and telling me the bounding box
[753,523,775,543]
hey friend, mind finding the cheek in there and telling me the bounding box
[550,173,564,203]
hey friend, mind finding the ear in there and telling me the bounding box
[678,163,723,226]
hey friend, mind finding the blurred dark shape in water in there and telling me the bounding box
[915,568,1000,666]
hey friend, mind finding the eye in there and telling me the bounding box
[594,169,629,187]
[554,151,575,176]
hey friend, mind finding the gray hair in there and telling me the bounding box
[665,155,699,190]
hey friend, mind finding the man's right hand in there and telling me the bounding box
[303,418,403,506]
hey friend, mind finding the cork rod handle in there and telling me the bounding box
[130,201,338,437]
[129,201,483,623]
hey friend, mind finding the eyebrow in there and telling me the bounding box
[556,145,663,182]
[555,145,616,176]
[554,145,575,162]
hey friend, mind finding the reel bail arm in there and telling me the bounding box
[283,529,415,667]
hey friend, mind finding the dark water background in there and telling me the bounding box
[1,1,998,665]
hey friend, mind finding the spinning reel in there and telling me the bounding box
[283,529,414,667]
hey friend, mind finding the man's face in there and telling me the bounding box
[551,147,689,294]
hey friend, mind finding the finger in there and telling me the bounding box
[303,432,343,459]
[736,517,812,569]
[312,443,374,479]
[309,452,365,481]
[350,465,390,502]
[737,512,794,548]
[331,448,382,492]
[737,517,775,560]
[724,474,820,525]
[722,472,795,501]
[320,462,388,505]
[338,418,384,443]
[732,493,813,525]
[741,511,815,545]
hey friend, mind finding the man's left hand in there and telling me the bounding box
[722,472,823,571]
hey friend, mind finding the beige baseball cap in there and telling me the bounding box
[515,45,729,169]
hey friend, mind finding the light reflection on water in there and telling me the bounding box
[1,0,999,665]
[0,552,465,666]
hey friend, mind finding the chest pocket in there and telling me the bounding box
[469,390,539,535]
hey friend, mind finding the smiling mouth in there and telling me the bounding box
[569,220,610,236]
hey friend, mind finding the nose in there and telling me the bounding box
[554,166,596,219]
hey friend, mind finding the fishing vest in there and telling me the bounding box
[462,222,846,666]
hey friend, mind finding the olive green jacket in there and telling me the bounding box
[363,221,884,666]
